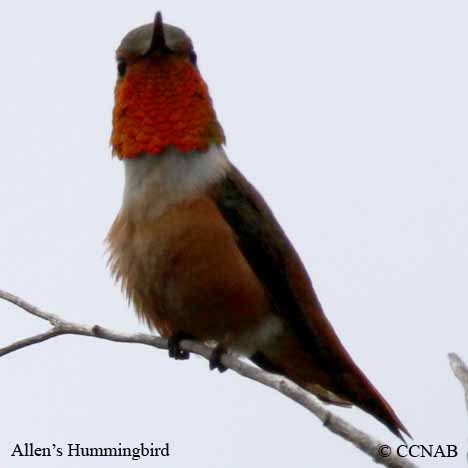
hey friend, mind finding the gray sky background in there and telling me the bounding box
[1,1,467,467]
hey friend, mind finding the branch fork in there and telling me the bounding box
[1,288,418,468]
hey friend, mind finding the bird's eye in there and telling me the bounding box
[188,49,197,65]
[117,60,127,78]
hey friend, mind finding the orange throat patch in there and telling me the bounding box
[111,57,225,159]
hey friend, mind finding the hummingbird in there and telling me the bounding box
[107,12,409,440]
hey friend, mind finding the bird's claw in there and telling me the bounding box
[209,345,228,373]
[168,333,190,360]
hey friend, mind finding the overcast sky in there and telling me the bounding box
[1,1,467,467]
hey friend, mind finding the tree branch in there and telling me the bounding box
[448,352,468,414]
[1,288,417,468]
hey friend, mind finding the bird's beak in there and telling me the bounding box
[146,11,168,55]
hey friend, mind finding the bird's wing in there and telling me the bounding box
[210,164,409,440]
[212,165,355,367]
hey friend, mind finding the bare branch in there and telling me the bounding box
[0,328,66,357]
[448,353,468,413]
[0,288,61,323]
[1,289,417,468]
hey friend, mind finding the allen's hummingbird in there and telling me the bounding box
[107,12,409,440]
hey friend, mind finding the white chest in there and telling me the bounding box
[122,144,230,219]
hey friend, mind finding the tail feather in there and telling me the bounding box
[251,332,410,441]
[339,364,411,441]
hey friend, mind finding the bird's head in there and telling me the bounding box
[111,12,225,159]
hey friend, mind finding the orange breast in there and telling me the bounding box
[111,57,224,159]
[107,195,270,342]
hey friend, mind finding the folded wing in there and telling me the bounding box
[211,165,409,440]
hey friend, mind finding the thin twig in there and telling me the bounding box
[1,288,417,468]
[0,328,66,357]
[0,288,60,323]
[448,353,468,414]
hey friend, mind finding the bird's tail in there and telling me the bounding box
[251,330,410,441]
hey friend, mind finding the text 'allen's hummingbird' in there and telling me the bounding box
[106,12,409,440]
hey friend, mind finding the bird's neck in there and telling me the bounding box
[111,59,225,159]
[121,144,229,220]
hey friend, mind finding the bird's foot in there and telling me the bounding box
[168,333,191,360]
[209,345,228,373]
